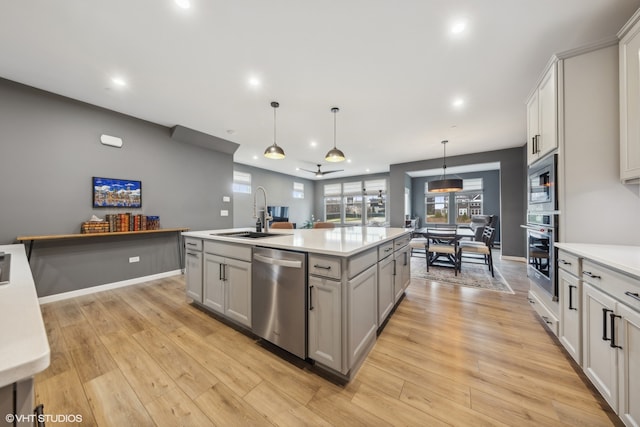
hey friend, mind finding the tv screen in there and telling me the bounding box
[268,206,289,221]
[93,177,142,208]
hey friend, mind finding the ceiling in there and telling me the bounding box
[1,1,639,180]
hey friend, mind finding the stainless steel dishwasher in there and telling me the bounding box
[252,247,307,359]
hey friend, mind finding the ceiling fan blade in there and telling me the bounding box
[321,169,344,175]
[299,168,316,174]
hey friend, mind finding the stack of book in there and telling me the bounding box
[80,221,110,234]
[99,214,159,232]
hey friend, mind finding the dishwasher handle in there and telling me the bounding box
[254,253,303,269]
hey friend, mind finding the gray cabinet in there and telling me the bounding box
[394,245,410,303]
[347,264,377,368]
[308,274,342,372]
[377,253,395,325]
[184,238,203,302]
[203,242,252,328]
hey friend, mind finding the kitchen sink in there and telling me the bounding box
[0,252,11,285]
[212,231,285,239]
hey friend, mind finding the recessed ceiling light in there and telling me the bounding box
[365,168,370,172]
[111,77,127,87]
[347,159,352,163]
[175,0,191,9]
[248,77,261,88]
[310,141,317,147]
[451,20,466,34]
[452,98,464,107]
[252,155,258,160]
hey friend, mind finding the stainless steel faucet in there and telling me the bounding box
[253,186,272,232]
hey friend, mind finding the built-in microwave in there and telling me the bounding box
[528,153,557,212]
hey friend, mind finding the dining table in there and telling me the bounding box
[414,226,476,268]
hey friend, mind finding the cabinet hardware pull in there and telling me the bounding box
[393,259,397,276]
[219,263,223,281]
[532,136,536,154]
[541,315,552,325]
[313,264,331,270]
[536,135,541,153]
[558,259,571,265]
[625,291,640,302]
[187,252,198,257]
[610,313,622,349]
[583,271,601,279]
[404,251,408,266]
[384,247,393,252]
[602,308,613,341]
[528,298,535,304]
[568,285,577,310]
[186,242,197,246]
[309,285,314,311]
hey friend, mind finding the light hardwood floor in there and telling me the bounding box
[35,256,622,426]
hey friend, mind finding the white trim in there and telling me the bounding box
[500,255,526,263]
[38,270,182,304]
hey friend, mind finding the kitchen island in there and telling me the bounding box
[182,226,411,380]
[0,245,50,425]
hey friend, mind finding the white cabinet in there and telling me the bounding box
[377,253,395,324]
[619,9,640,184]
[347,264,377,368]
[558,250,582,365]
[526,61,558,165]
[581,258,640,425]
[184,238,203,302]
[394,245,410,302]
[308,275,342,372]
[203,242,251,328]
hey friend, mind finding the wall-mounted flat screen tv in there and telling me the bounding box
[93,177,142,208]
[268,206,289,222]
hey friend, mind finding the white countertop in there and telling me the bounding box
[556,243,640,279]
[0,245,50,387]
[183,226,411,257]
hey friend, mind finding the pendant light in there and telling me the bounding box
[428,140,463,193]
[264,101,285,159]
[325,107,346,162]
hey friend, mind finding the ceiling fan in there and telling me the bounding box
[299,164,344,177]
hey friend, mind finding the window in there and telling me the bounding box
[425,194,449,223]
[342,181,363,224]
[293,182,304,199]
[324,183,342,223]
[365,179,387,225]
[455,178,483,224]
[232,171,251,194]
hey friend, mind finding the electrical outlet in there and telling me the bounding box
[129,256,140,263]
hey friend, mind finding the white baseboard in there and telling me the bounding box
[501,255,526,262]
[38,270,182,305]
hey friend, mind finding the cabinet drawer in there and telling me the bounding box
[378,241,395,260]
[582,260,640,312]
[557,250,580,276]
[393,234,411,251]
[184,237,203,252]
[348,248,377,279]
[204,241,252,262]
[309,254,342,279]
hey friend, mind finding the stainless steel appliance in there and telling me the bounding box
[523,152,559,299]
[252,247,307,359]
[523,215,557,299]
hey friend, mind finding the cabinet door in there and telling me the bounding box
[224,258,252,328]
[348,265,377,368]
[620,21,640,183]
[618,303,640,426]
[203,254,225,314]
[185,250,203,302]
[558,269,581,365]
[308,276,342,372]
[537,62,557,158]
[394,247,411,302]
[527,89,540,165]
[583,283,618,409]
[378,255,395,324]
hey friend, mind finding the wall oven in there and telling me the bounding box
[523,153,559,300]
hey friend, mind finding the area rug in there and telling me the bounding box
[410,255,514,294]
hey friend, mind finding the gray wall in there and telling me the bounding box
[0,78,234,296]
[233,164,315,228]
[411,169,501,241]
[390,146,527,258]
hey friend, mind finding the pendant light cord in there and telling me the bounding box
[333,109,337,149]
[273,106,277,145]
[442,140,448,179]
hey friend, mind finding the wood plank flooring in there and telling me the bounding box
[34,256,623,426]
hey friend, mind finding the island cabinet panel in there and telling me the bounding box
[394,245,410,303]
[558,269,582,365]
[308,275,342,372]
[377,254,395,324]
[204,254,225,314]
[185,238,203,303]
[347,248,377,279]
[347,264,377,368]
[224,258,252,327]
[309,254,342,280]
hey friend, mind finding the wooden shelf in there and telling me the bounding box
[17,227,189,242]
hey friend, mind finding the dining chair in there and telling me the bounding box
[457,226,495,277]
[271,222,294,229]
[409,234,429,256]
[313,222,335,229]
[425,229,460,275]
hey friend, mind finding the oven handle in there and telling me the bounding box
[520,224,553,233]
